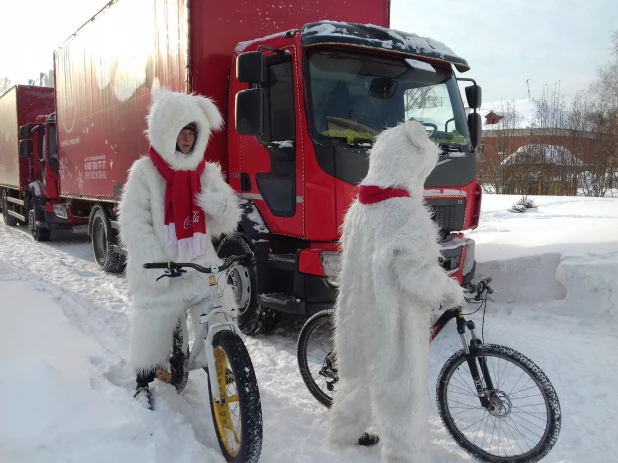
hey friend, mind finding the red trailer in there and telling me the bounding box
[15,0,483,335]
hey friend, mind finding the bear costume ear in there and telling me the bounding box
[402,119,431,146]
[195,96,224,131]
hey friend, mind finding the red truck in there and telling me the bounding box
[4,0,483,335]
[0,85,88,239]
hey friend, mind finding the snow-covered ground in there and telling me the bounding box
[1,194,617,462]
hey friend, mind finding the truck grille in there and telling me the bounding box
[426,198,466,232]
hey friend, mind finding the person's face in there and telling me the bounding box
[177,129,196,154]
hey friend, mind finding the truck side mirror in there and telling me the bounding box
[465,84,482,109]
[467,112,482,150]
[235,88,264,136]
[237,52,265,84]
[19,139,31,158]
[19,125,31,138]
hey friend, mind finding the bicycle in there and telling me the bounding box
[297,278,562,463]
[143,252,262,463]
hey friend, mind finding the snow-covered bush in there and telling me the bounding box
[509,195,537,213]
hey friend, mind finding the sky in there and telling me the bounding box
[1,0,616,103]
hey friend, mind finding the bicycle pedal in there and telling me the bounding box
[155,368,173,384]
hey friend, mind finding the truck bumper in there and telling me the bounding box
[37,210,88,230]
[258,237,476,317]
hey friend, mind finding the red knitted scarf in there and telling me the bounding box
[148,146,206,258]
[357,185,410,204]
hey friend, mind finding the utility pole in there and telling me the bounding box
[525,79,531,99]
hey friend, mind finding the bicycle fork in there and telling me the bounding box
[456,314,496,409]
[202,304,241,402]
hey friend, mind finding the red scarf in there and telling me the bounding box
[357,185,410,204]
[148,146,207,259]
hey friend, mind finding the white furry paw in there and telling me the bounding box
[197,191,226,218]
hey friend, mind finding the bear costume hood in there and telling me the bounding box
[360,120,440,198]
[146,89,224,171]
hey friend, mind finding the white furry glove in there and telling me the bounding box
[443,277,465,308]
[197,191,227,219]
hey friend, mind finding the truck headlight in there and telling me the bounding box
[462,238,475,276]
[53,203,68,219]
[320,252,341,287]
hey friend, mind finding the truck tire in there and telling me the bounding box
[91,208,125,273]
[28,207,51,242]
[2,190,18,226]
[217,232,280,335]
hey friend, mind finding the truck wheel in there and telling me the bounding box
[28,207,51,242]
[2,190,18,226]
[91,208,125,273]
[217,232,280,335]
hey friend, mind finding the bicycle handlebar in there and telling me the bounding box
[142,252,254,274]
[465,277,494,298]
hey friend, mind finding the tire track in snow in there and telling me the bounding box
[0,223,130,358]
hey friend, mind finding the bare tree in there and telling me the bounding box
[581,30,618,197]
[0,77,11,95]
[404,87,440,114]
[478,101,524,194]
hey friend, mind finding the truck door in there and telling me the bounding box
[43,123,59,199]
[238,50,304,237]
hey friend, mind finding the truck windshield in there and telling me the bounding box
[306,49,470,150]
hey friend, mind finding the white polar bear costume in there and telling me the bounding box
[118,89,241,374]
[329,120,464,462]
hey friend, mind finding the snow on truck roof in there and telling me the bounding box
[234,21,470,72]
[301,21,470,72]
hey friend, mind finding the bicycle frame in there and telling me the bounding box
[144,254,252,403]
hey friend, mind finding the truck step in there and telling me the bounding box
[258,293,306,314]
[8,210,26,222]
[268,253,297,272]
[6,196,25,206]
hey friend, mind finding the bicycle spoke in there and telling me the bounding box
[510,412,547,431]
[452,370,478,396]
[501,419,524,455]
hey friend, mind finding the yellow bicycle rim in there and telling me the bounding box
[212,346,241,457]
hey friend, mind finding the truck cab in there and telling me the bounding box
[219,21,483,334]
[18,114,88,240]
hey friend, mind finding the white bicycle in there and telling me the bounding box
[143,252,262,463]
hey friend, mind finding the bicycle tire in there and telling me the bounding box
[297,309,335,408]
[207,330,263,463]
[436,343,561,463]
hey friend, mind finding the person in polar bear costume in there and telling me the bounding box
[118,89,241,408]
[329,120,465,461]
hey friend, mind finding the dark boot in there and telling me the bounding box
[134,368,155,410]
[358,432,380,446]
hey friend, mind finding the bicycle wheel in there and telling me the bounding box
[436,344,561,463]
[207,330,262,463]
[297,309,336,408]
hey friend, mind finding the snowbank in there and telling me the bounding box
[471,194,618,325]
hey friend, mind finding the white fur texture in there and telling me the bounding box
[118,90,241,372]
[329,120,464,462]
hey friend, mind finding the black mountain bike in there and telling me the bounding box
[297,278,561,462]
